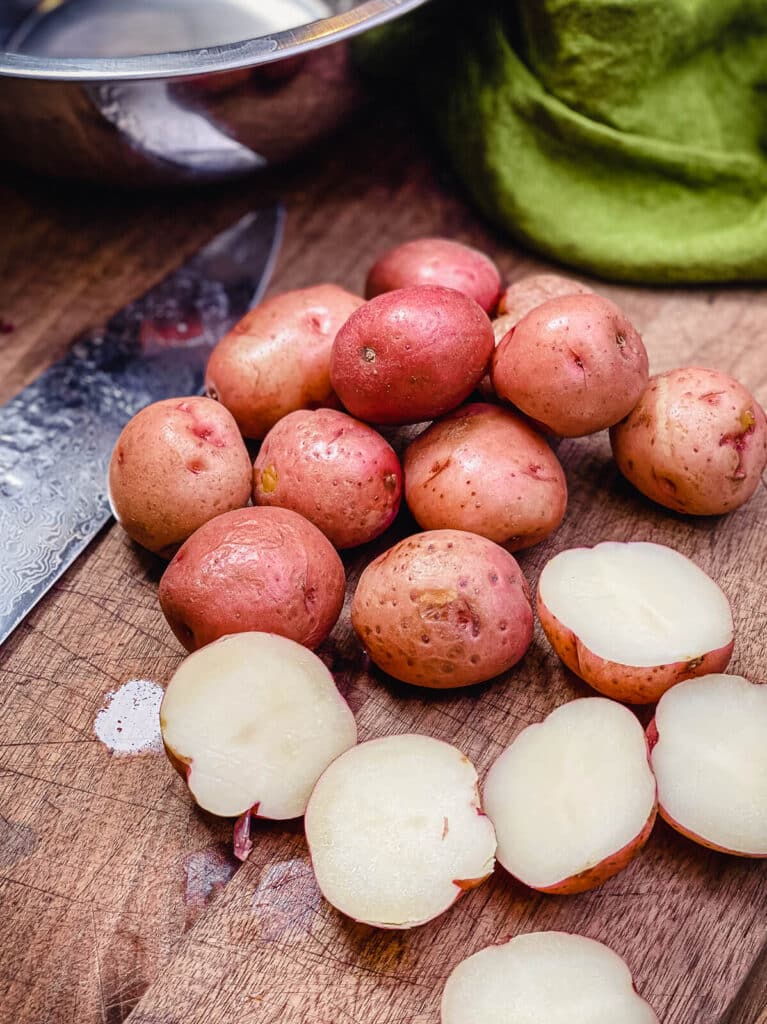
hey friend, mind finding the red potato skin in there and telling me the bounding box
[253,408,403,549]
[205,285,363,440]
[108,396,252,557]
[537,591,734,704]
[404,403,567,551]
[158,506,345,652]
[646,720,767,858]
[492,294,649,437]
[330,286,495,426]
[351,529,533,688]
[610,367,767,515]
[497,273,592,321]
[365,238,502,313]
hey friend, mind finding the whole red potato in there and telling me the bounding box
[492,294,648,437]
[108,396,251,557]
[497,273,592,321]
[610,367,767,515]
[330,286,494,425]
[404,403,567,551]
[254,408,402,549]
[205,284,363,439]
[351,529,533,688]
[159,506,345,652]
[366,238,501,313]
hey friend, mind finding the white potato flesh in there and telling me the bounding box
[651,674,767,855]
[539,541,732,667]
[160,632,357,819]
[441,931,659,1024]
[483,699,656,889]
[305,734,496,928]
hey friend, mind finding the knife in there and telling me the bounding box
[0,205,284,645]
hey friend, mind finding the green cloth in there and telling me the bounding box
[359,0,767,283]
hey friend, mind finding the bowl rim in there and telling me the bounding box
[0,0,428,81]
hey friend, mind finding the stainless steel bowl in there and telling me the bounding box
[0,0,428,185]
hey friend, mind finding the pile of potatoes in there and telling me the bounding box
[108,237,767,1023]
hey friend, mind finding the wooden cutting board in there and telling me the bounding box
[0,109,765,1024]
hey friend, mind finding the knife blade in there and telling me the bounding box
[0,204,284,645]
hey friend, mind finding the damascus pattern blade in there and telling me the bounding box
[0,205,284,644]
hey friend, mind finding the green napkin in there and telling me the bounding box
[359,0,767,283]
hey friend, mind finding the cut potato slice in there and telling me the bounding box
[537,541,733,703]
[441,931,659,1024]
[483,698,656,893]
[305,734,496,928]
[649,674,767,857]
[160,632,357,824]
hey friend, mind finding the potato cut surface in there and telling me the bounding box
[651,674,767,856]
[539,541,732,667]
[441,931,659,1024]
[305,734,496,928]
[483,698,656,890]
[160,632,357,819]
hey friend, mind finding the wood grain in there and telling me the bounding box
[0,109,765,1024]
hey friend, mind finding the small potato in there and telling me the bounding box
[477,315,516,400]
[205,284,363,439]
[254,408,403,549]
[610,367,767,515]
[492,294,649,437]
[331,286,494,425]
[159,506,345,652]
[351,529,533,688]
[366,238,501,313]
[108,396,251,557]
[497,273,592,321]
[404,403,566,551]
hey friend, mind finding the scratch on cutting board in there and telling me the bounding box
[251,860,320,942]
[94,679,164,755]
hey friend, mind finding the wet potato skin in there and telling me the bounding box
[404,403,567,551]
[108,396,252,557]
[366,238,502,313]
[351,529,534,688]
[610,367,767,515]
[205,284,363,440]
[253,408,403,549]
[330,285,495,426]
[159,506,346,652]
[492,293,649,437]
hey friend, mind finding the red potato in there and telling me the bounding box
[610,367,767,515]
[441,932,659,1024]
[351,529,533,688]
[305,734,496,928]
[330,286,494,425]
[160,632,357,860]
[108,396,252,557]
[158,506,345,652]
[404,403,567,551]
[483,698,657,894]
[205,284,363,439]
[648,674,767,857]
[492,293,649,436]
[366,237,501,313]
[537,541,734,704]
[253,408,402,549]
[497,272,592,321]
[480,275,592,400]
[477,314,517,400]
